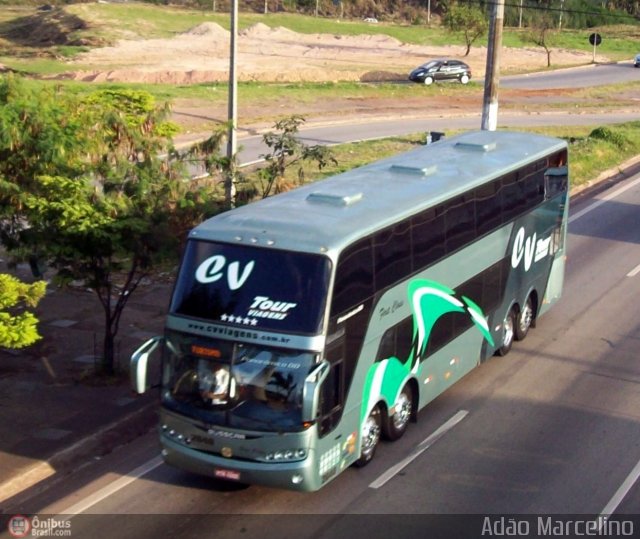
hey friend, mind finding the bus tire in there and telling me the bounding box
[515,296,534,341]
[497,308,515,356]
[354,405,382,467]
[383,385,413,441]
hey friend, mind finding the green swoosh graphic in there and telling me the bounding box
[361,279,494,426]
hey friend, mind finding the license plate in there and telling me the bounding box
[214,468,241,481]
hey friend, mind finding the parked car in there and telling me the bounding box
[634,53,640,67]
[408,59,472,85]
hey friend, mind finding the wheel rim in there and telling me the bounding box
[503,314,514,349]
[461,75,469,84]
[392,391,412,431]
[519,301,533,334]
[361,410,381,460]
[424,77,433,85]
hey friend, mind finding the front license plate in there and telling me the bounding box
[214,468,241,481]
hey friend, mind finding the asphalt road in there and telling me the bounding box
[238,111,640,166]
[10,170,640,538]
[501,61,640,89]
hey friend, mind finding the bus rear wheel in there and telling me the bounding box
[383,385,413,441]
[515,296,534,341]
[497,308,515,356]
[355,405,381,467]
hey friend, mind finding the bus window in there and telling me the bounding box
[374,222,411,290]
[319,340,345,436]
[411,207,445,271]
[445,194,476,253]
[475,181,501,236]
[545,166,568,199]
[331,239,373,317]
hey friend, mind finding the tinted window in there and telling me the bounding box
[171,240,331,335]
[331,239,373,316]
[500,172,525,221]
[412,207,446,271]
[374,222,411,290]
[445,194,475,253]
[475,182,502,236]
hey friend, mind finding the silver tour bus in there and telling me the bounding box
[131,130,569,491]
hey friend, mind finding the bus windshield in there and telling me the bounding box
[170,240,332,335]
[162,331,316,432]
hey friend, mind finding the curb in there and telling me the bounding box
[0,400,157,506]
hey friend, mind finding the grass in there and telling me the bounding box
[0,3,638,76]
[240,122,640,200]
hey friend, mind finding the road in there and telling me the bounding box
[238,111,640,166]
[8,170,640,538]
[501,61,640,89]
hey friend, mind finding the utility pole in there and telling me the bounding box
[481,0,505,131]
[226,0,238,208]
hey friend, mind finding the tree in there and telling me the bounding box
[258,116,337,198]
[0,274,46,349]
[0,76,225,375]
[527,14,557,67]
[443,4,488,57]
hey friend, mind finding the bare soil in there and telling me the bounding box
[65,22,605,84]
[49,22,617,135]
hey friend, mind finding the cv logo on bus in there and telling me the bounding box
[361,280,494,425]
[195,256,255,290]
[511,226,552,272]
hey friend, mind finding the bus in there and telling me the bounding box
[130,130,569,492]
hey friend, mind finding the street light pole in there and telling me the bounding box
[481,0,505,131]
[226,0,238,208]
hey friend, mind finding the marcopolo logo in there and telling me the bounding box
[195,255,255,290]
[511,226,552,272]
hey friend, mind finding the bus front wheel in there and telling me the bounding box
[383,385,413,441]
[497,309,515,356]
[355,405,382,467]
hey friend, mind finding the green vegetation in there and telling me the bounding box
[0,75,223,374]
[241,122,640,196]
[0,274,46,349]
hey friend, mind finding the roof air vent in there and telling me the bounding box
[390,164,437,176]
[306,192,363,207]
[455,140,497,152]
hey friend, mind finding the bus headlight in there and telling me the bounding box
[263,449,307,462]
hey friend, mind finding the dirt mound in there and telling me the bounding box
[60,18,607,86]
[182,22,228,38]
[0,8,99,47]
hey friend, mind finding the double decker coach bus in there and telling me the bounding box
[131,130,569,492]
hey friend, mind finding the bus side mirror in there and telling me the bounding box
[302,360,330,422]
[130,336,163,394]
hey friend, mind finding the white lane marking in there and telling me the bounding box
[57,456,163,519]
[369,410,468,489]
[626,263,640,277]
[598,457,640,527]
[569,175,640,224]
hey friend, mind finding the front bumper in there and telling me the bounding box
[161,433,322,492]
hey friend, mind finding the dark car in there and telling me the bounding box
[408,59,471,85]
[634,53,640,67]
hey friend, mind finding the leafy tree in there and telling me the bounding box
[0,274,46,349]
[443,3,488,57]
[0,76,225,375]
[258,116,337,198]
